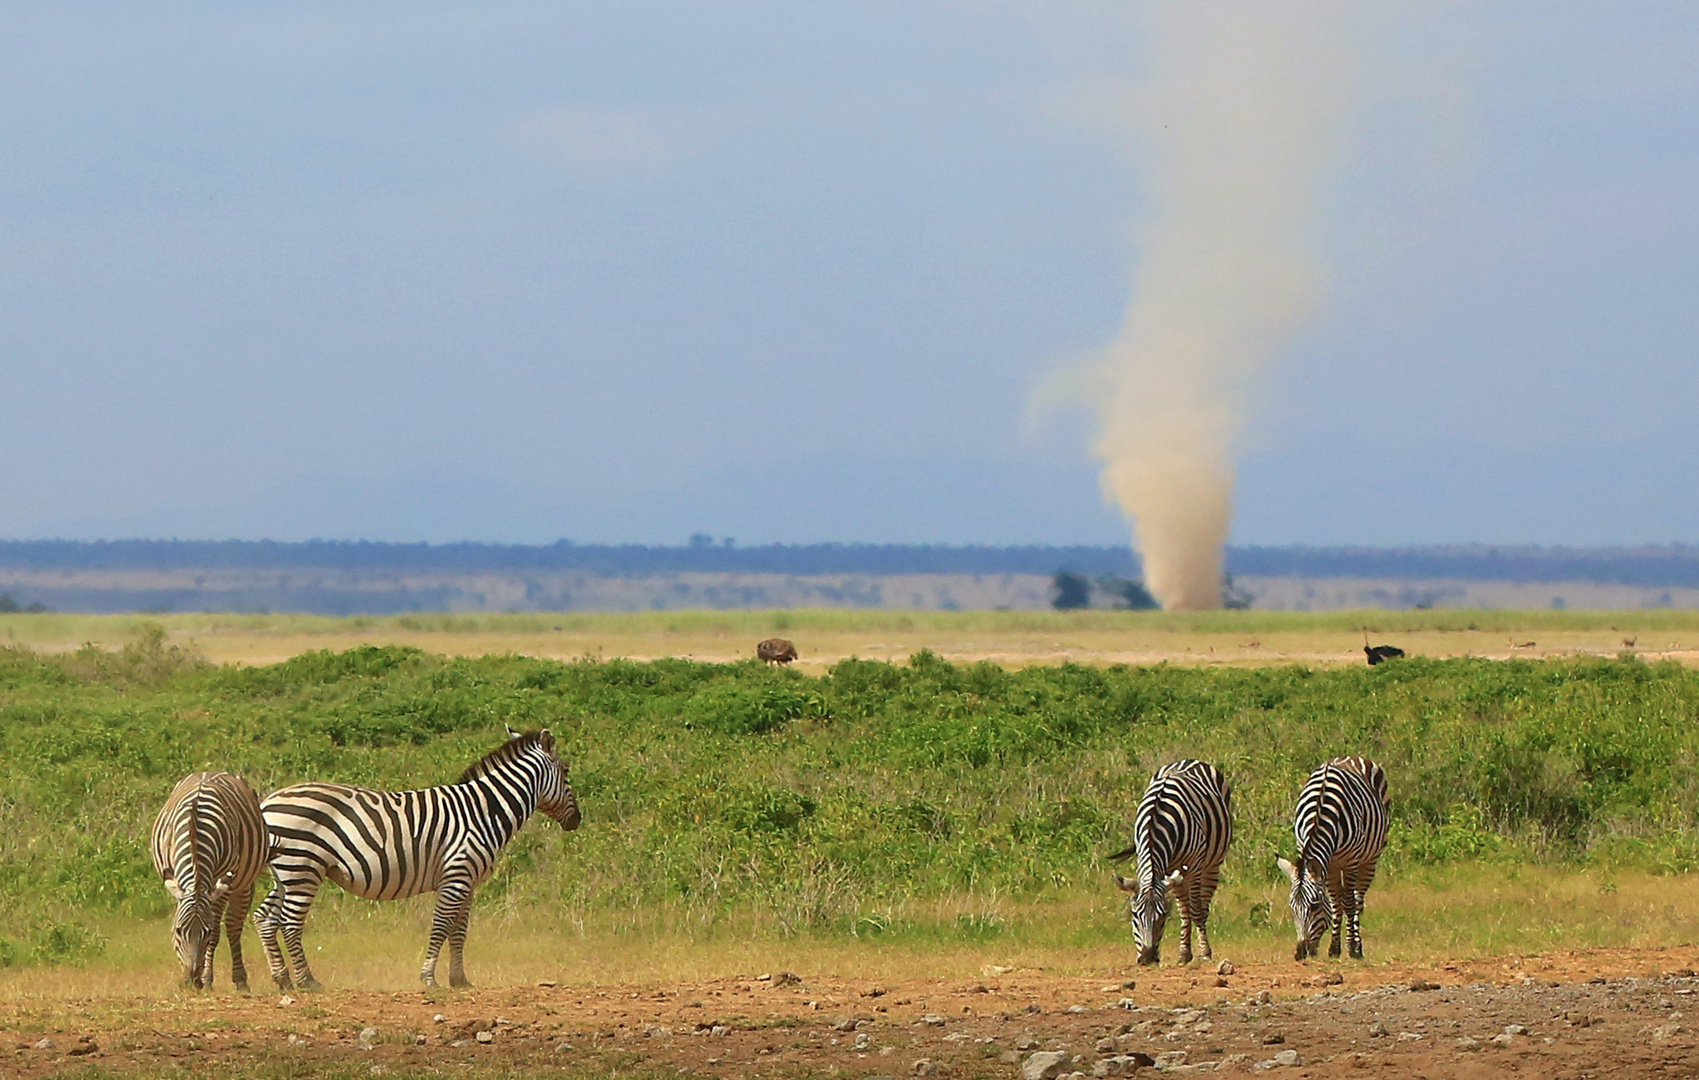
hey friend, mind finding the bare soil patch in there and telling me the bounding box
[6,948,1697,1079]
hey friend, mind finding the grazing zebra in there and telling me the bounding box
[1276,756,1390,960]
[1109,759,1233,966]
[150,771,268,990]
[253,728,581,989]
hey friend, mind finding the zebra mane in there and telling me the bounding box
[456,730,552,784]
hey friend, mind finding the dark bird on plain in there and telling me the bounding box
[1362,629,1405,666]
[757,638,799,665]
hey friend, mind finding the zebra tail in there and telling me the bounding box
[1106,845,1137,862]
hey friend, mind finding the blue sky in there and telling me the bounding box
[2,3,1695,545]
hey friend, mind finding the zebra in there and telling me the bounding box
[253,727,581,989]
[1276,756,1390,960]
[1109,759,1233,966]
[150,771,268,990]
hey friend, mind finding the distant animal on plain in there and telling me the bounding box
[151,771,268,990]
[1361,629,1405,666]
[757,638,798,665]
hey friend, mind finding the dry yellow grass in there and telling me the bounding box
[7,608,1699,670]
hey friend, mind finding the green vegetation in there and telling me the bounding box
[4,627,1699,968]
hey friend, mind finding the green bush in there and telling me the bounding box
[4,642,1699,964]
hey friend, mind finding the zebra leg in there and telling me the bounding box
[224,882,254,991]
[1174,874,1195,965]
[1326,874,1346,958]
[200,904,224,990]
[253,885,291,989]
[270,873,325,991]
[1190,870,1221,962]
[446,897,475,988]
[421,873,475,987]
[1346,878,1368,960]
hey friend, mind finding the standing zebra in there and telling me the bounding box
[254,728,581,989]
[1109,759,1233,966]
[150,771,268,990]
[1276,756,1390,960]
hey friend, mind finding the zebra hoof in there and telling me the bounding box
[300,979,325,993]
[449,977,473,989]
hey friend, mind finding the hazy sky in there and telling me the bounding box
[3,3,1695,546]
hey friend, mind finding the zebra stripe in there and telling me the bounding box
[149,771,268,989]
[1277,756,1390,960]
[1109,759,1233,966]
[253,728,581,989]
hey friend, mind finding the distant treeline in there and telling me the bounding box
[5,539,1699,585]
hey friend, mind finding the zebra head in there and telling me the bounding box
[167,871,234,988]
[1114,869,1182,965]
[527,729,582,831]
[1276,855,1329,960]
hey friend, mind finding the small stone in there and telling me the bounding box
[1068,1005,1089,1014]
[1261,1034,1285,1045]
[1317,972,1344,987]
[1408,979,1439,992]
[474,1031,494,1044]
[358,1027,378,1050]
[775,971,801,985]
[32,1038,53,1051]
[1024,1050,1074,1080]
[369,1066,388,1076]
[921,1014,946,1026]
[553,1041,573,1053]
[834,1017,858,1032]
[1455,1036,1480,1051]
[1096,1037,1116,1053]
[1490,1033,1514,1046]
[756,973,772,981]
[1272,1050,1300,1066]
[1153,1051,1187,1068]
[1397,1032,1422,1042]
[1254,990,1272,1005]
[855,1033,871,1051]
[68,1038,98,1057]
[433,1014,446,1023]
[1017,1036,1042,1051]
[536,979,557,987]
[711,1026,729,1037]
[1652,1023,1683,1040]
[984,965,1015,977]
[278,996,296,1007]
[1214,978,1229,988]
[1217,962,1235,976]
[413,1034,427,1046]
[863,985,888,997]
[912,1058,938,1076]
[1503,1024,1528,1037]
[1116,998,1139,1010]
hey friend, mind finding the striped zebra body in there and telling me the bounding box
[150,771,268,989]
[253,729,581,989]
[1277,756,1390,960]
[1109,760,1233,966]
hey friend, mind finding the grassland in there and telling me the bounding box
[4,614,1699,990]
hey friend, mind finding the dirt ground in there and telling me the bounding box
[6,948,1697,1079]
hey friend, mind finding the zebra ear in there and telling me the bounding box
[505,725,522,740]
[1164,869,1184,889]
[538,729,554,751]
[1112,873,1138,894]
[1275,855,1299,883]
